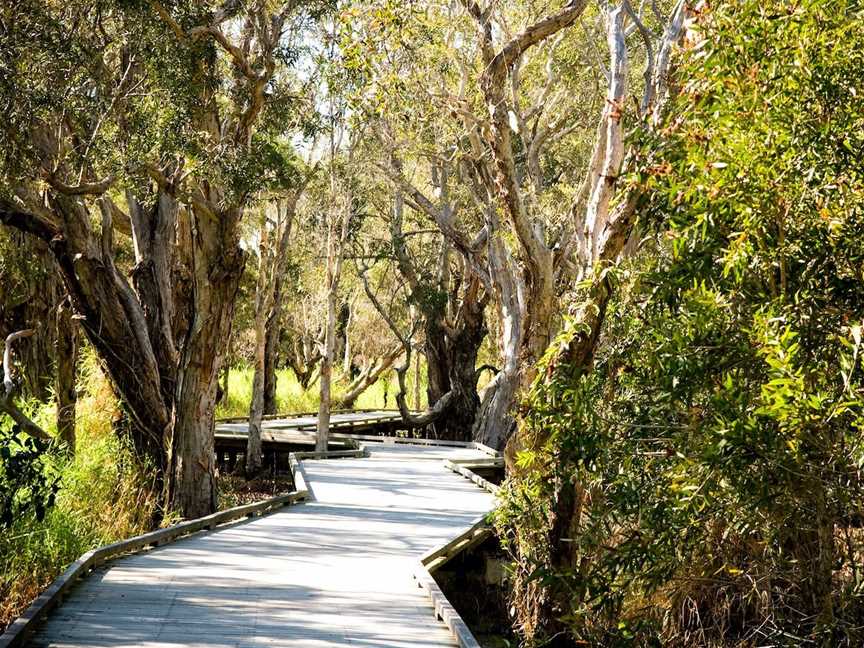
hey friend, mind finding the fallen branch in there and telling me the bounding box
[1,329,52,440]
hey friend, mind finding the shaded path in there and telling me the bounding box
[29,445,494,647]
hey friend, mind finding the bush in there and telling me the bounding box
[0,353,157,631]
[0,426,59,530]
[496,1,864,645]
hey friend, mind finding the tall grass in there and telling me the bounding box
[216,365,428,419]
[0,351,157,630]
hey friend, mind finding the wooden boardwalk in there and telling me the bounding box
[215,411,406,446]
[27,444,495,648]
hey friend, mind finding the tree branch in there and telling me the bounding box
[1,330,52,441]
[44,173,114,196]
[0,204,61,242]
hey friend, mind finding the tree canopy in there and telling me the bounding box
[2,0,864,645]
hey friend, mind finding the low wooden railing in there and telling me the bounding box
[413,456,503,648]
[215,408,402,424]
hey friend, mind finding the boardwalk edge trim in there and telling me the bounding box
[413,452,504,648]
[2,430,503,648]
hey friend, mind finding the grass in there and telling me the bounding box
[0,352,158,631]
[216,364,428,419]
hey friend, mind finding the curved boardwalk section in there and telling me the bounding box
[28,445,494,648]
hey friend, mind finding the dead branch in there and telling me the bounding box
[1,330,52,441]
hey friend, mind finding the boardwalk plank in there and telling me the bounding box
[28,445,494,648]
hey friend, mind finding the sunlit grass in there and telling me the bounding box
[0,349,157,629]
[216,363,428,419]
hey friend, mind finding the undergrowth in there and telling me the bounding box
[0,351,158,631]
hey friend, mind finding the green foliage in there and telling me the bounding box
[0,425,60,529]
[0,355,159,630]
[495,1,864,645]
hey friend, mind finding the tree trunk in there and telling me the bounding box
[422,294,486,442]
[55,297,77,452]
[472,237,525,450]
[0,237,58,402]
[263,322,279,415]
[335,301,349,375]
[443,321,485,442]
[170,269,242,518]
[168,202,245,519]
[247,309,267,476]
[424,319,451,406]
[316,284,337,453]
[413,349,421,410]
[248,195,300,472]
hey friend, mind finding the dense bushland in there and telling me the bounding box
[496,1,864,645]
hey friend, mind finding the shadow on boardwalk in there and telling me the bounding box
[28,445,494,648]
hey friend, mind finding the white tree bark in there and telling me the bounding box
[316,217,351,452]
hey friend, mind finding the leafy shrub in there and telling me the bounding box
[0,352,157,631]
[0,425,60,529]
[495,1,864,645]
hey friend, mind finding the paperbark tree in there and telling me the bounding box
[387,184,488,440]
[247,188,306,475]
[401,0,690,451]
[314,12,365,452]
[333,344,403,409]
[285,331,322,390]
[508,0,695,460]
[357,0,690,449]
[0,0,317,519]
[0,229,77,447]
[0,235,60,402]
[500,0,696,633]
[354,183,489,440]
